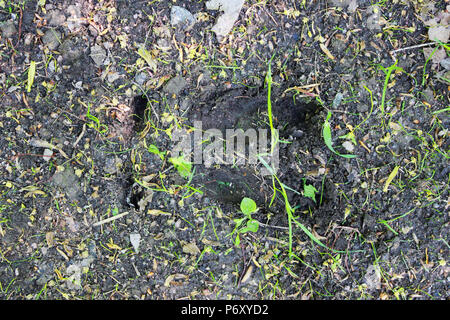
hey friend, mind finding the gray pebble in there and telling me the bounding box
[440,58,450,71]
[90,44,107,66]
[357,104,369,113]
[1,21,17,38]
[42,29,61,50]
[170,6,196,31]
[47,9,66,26]
[60,39,83,63]
[134,72,148,85]
[163,75,187,96]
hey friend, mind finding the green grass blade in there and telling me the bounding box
[323,111,357,159]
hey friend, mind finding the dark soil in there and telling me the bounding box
[0,0,448,300]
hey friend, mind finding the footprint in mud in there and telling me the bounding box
[126,89,321,211]
[185,89,320,207]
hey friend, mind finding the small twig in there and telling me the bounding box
[258,221,289,230]
[237,244,253,288]
[73,123,87,147]
[390,42,438,55]
[14,6,23,48]
[92,211,130,227]
[332,225,361,235]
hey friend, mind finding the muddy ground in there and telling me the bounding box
[0,0,449,300]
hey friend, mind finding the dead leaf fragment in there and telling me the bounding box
[320,43,335,60]
[46,232,55,247]
[182,242,201,255]
[241,265,253,284]
[383,165,399,193]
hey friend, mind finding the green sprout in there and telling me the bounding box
[169,155,192,179]
[230,197,259,247]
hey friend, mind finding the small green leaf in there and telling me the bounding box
[303,184,318,203]
[234,233,240,246]
[245,219,259,233]
[148,144,165,160]
[240,197,257,216]
[234,218,245,228]
[339,131,357,145]
[239,220,259,234]
[169,155,192,178]
[27,61,36,93]
[137,46,157,72]
[323,111,357,159]
[383,165,399,193]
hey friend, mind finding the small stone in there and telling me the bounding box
[134,72,148,85]
[47,9,66,26]
[156,38,172,52]
[348,0,358,13]
[423,47,446,65]
[42,29,61,50]
[440,58,450,71]
[107,71,120,83]
[206,0,245,37]
[60,39,83,63]
[428,25,450,43]
[130,233,141,253]
[328,0,352,8]
[342,141,355,153]
[90,44,107,66]
[66,264,82,290]
[364,264,381,290]
[52,167,82,201]
[43,149,53,161]
[163,75,187,96]
[357,104,369,113]
[170,6,196,31]
[66,4,84,32]
[180,97,192,111]
[0,21,17,38]
[366,5,382,31]
[332,92,344,108]
[103,157,123,174]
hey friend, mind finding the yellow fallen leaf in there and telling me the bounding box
[182,242,200,255]
[20,185,47,197]
[319,43,335,60]
[383,165,399,193]
[107,238,122,250]
[137,46,157,72]
[241,265,253,283]
[27,61,36,92]
[164,274,175,287]
[147,209,171,216]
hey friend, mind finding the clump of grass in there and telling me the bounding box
[78,100,108,135]
[261,56,347,260]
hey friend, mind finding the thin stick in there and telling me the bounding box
[92,211,129,227]
[258,221,289,230]
[73,123,87,147]
[390,42,437,55]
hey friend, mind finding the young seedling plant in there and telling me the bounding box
[230,197,259,247]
